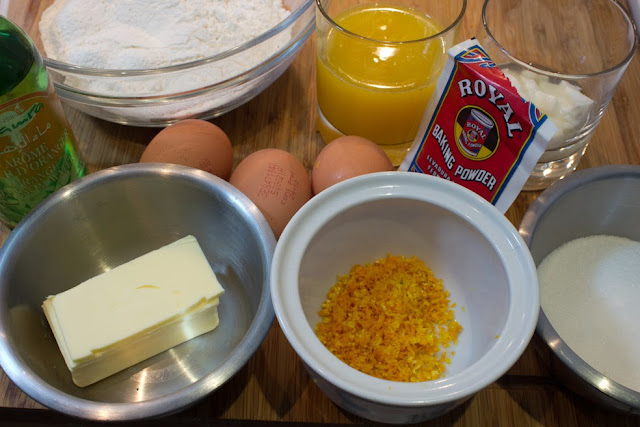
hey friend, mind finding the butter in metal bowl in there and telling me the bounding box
[42,235,225,387]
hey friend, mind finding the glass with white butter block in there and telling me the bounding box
[478,0,637,190]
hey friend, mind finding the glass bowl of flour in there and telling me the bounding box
[520,164,640,414]
[4,0,314,126]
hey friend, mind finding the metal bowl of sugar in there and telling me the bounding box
[0,164,276,421]
[4,0,314,126]
[519,164,640,414]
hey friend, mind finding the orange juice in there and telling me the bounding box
[316,4,446,164]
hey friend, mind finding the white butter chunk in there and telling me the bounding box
[502,68,594,150]
[42,235,224,387]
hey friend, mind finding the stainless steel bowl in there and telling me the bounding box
[519,164,640,413]
[0,163,276,421]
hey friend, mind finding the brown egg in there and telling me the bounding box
[140,119,233,180]
[312,135,394,195]
[230,149,311,238]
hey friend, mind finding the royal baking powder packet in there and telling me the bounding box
[399,39,557,212]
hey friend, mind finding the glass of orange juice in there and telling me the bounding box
[315,0,467,166]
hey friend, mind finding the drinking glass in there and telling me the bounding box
[478,0,637,190]
[315,0,467,166]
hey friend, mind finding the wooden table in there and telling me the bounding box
[2,0,640,425]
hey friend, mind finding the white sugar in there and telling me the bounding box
[538,234,640,392]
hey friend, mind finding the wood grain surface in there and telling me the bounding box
[1,0,640,425]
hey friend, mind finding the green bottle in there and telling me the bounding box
[0,16,85,228]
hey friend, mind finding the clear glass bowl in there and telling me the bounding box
[4,0,314,126]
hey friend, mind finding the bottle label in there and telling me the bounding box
[0,83,85,227]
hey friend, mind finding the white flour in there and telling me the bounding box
[538,235,640,392]
[38,0,294,119]
[40,0,291,69]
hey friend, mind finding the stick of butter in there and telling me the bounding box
[42,235,224,387]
